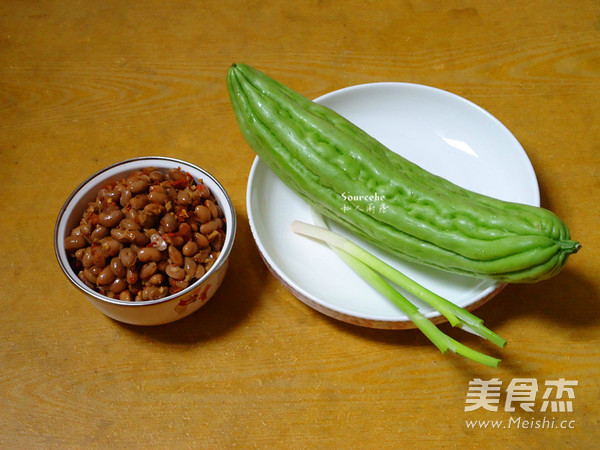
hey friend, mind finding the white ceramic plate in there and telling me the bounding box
[246,82,540,329]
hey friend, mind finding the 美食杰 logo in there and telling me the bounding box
[465,377,578,412]
[463,377,578,430]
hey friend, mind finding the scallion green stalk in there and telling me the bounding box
[291,219,505,367]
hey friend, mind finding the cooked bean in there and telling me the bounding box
[140,262,158,280]
[164,233,184,248]
[198,183,210,198]
[188,220,199,233]
[82,222,93,235]
[126,267,139,285]
[90,225,109,242]
[188,187,200,204]
[178,222,192,241]
[208,229,223,252]
[119,290,132,301]
[141,285,161,301]
[119,217,141,231]
[71,224,90,238]
[90,245,106,268]
[75,248,85,260]
[98,209,124,228]
[124,207,137,220]
[144,203,164,216]
[184,257,197,281]
[200,218,221,235]
[119,188,132,208]
[130,230,150,246]
[111,228,133,243]
[137,211,156,229]
[193,232,209,248]
[110,256,127,277]
[144,285,168,301]
[194,264,205,279]
[168,168,185,181]
[165,264,185,281]
[149,233,168,251]
[100,237,122,257]
[101,290,116,299]
[98,187,119,203]
[82,247,94,268]
[109,277,127,294]
[108,190,122,202]
[205,199,218,219]
[148,273,165,285]
[194,205,211,223]
[82,267,98,284]
[77,272,95,289]
[160,213,178,233]
[193,247,211,263]
[177,189,192,206]
[129,283,141,296]
[148,189,168,204]
[149,170,165,183]
[138,247,162,262]
[129,177,148,194]
[182,241,199,257]
[64,235,86,251]
[204,257,216,271]
[119,247,137,267]
[168,245,184,266]
[152,259,165,271]
[129,194,148,209]
[164,186,177,201]
[97,266,116,285]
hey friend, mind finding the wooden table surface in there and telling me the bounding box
[1,1,598,448]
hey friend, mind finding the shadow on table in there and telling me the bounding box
[483,268,597,327]
[115,215,269,344]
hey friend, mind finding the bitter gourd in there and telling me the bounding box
[227,63,580,283]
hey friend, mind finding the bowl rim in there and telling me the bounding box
[54,156,237,307]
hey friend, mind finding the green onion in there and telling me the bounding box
[291,219,506,367]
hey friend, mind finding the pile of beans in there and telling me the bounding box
[64,167,226,301]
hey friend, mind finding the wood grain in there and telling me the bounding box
[1,0,599,448]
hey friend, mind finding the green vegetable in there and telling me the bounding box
[291,219,504,368]
[227,63,580,283]
[293,218,506,346]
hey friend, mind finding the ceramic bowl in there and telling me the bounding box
[55,156,236,326]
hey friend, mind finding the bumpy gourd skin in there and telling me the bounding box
[227,63,580,283]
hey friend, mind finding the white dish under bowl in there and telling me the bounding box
[246,82,540,329]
